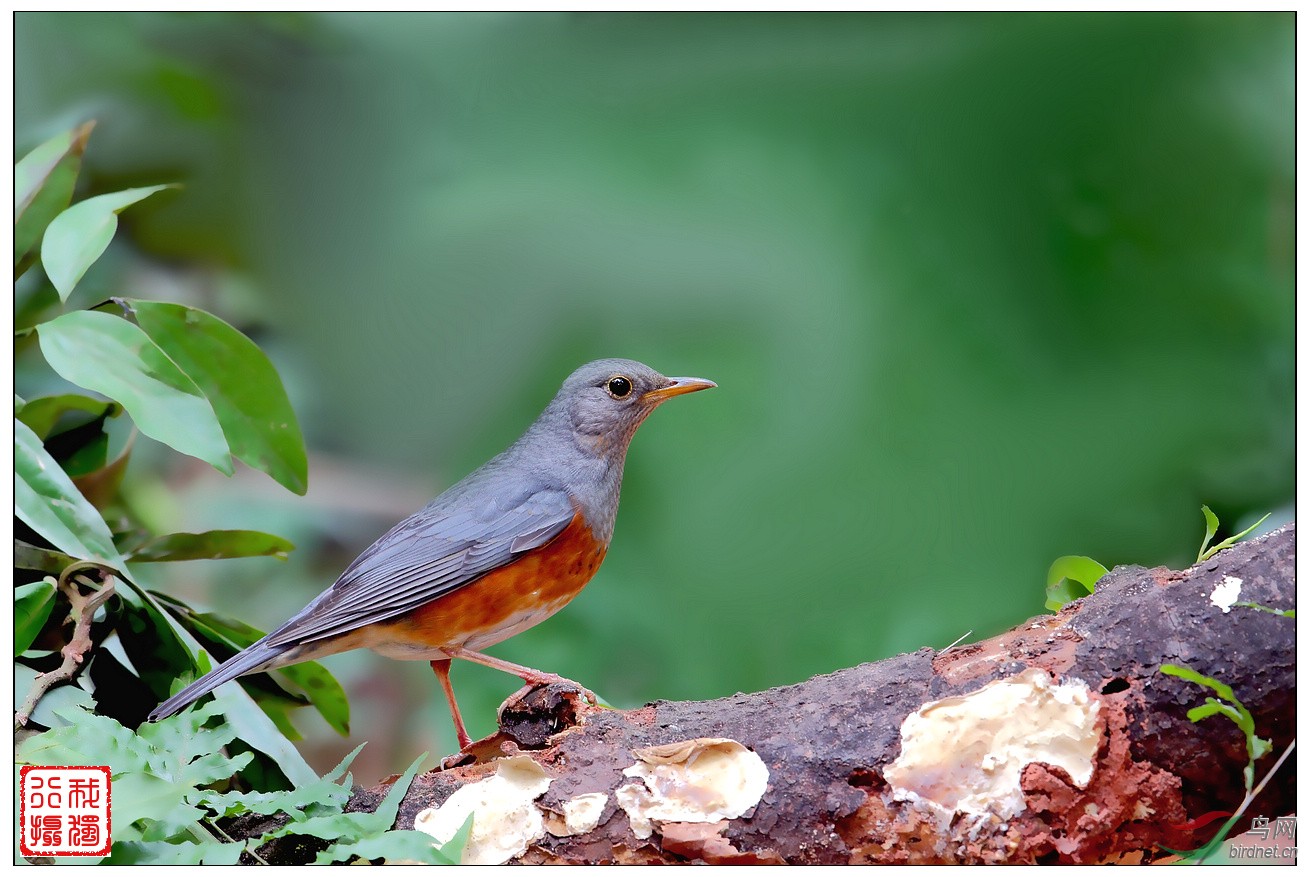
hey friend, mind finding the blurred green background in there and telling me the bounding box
[15,11,1293,784]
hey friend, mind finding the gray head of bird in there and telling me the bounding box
[549,358,716,457]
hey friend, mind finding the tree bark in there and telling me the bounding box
[264,523,1297,864]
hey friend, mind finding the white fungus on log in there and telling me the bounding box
[413,755,551,865]
[883,668,1101,822]
[615,737,770,840]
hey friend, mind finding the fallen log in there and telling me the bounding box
[259,523,1296,864]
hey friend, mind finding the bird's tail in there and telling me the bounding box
[148,640,286,722]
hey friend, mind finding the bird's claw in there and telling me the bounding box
[438,750,476,771]
[562,681,599,706]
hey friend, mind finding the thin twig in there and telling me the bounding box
[1177,739,1297,865]
[206,819,268,865]
[942,629,974,651]
[1229,739,1296,829]
[14,565,116,729]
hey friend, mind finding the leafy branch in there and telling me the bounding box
[1156,662,1290,863]
[1197,505,1270,564]
[14,121,335,801]
[1043,505,1272,612]
[16,704,467,864]
[1231,601,1294,619]
[1159,739,1295,865]
[14,565,116,729]
[1044,554,1108,611]
[1159,663,1271,794]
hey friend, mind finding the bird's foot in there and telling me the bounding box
[497,675,596,719]
[438,749,476,771]
[445,648,599,708]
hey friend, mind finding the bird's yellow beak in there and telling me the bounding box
[641,376,717,404]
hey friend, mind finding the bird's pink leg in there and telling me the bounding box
[430,659,472,750]
[445,646,597,707]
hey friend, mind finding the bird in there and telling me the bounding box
[148,358,715,751]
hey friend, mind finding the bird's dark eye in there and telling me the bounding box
[607,376,633,399]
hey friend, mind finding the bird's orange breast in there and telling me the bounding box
[376,511,608,656]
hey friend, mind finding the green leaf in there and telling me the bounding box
[16,707,153,773]
[371,752,428,828]
[1160,662,1269,794]
[1044,555,1108,611]
[266,753,427,846]
[40,184,172,300]
[264,809,382,844]
[104,572,316,788]
[71,434,133,509]
[273,662,351,737]
[1186,698,1241,726]
[1160,663,1237,703]
[107,839,246,866]
[191,607,350,736]
[28,683,96,729]
[1198,504,1220,562]
[16,393,118,440]
[173,645,316,787]
[14,121,94,270]
[1046,555,1109,589]
[157,601,350,736]
[36,311,233,474]
[1232,601,1294,618]
[20,704,263,849]
[14,540,79,574]
[199,743,361,819]
[249,688,303,741]
[318,829,456,866]
[1201,513,1272,563]
[14,580,58,656]
[199,772,352,821]
[432,811,475,865]
[129,530,294,563]
[1184,700,1227,723]
[14,661,38,712]
[201,841,250,865]
[113,573,316,786]
[108,771,189,845]
[130,300,309,495]
[167,604,266,648]
[14,417,126,565]
[1044,577,1090,612]
[135,701,254,789]
[62,426,109,477]
[23,706,383,864]
[117,582,216,696]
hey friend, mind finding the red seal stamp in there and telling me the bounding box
[19,765,112,857]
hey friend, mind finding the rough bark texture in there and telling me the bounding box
[255,523,1296,864]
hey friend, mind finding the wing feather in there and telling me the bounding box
[266,488,576,646]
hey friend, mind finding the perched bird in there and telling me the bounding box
[149,359,715,750]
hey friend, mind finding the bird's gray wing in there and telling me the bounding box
[266,487,577,647]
